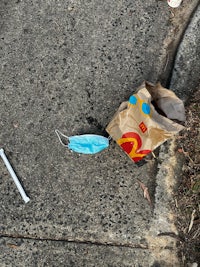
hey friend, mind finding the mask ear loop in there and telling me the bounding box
[55,129,69,147]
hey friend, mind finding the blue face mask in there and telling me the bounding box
[55,130,109,154]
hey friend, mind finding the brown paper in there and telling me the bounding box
[145,82,186,122]
[106,81,185,162]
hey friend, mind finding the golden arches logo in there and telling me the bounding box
[117,132,151,162]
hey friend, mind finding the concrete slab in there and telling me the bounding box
[0,0,168,242]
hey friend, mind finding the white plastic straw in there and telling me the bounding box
[0,148,30,203]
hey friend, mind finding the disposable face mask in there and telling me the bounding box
[55,130,109,154]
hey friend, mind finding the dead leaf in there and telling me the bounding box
[191,178,200,193]
[188,209,196,233]
[7,243,19,249]
[137,179,152,205]
[181,146,194,163]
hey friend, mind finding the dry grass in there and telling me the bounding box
[174,88,200,266]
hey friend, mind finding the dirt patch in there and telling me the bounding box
[174,88,200,266]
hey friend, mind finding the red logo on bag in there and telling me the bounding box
[139,122,147,133]
[117,132,151,162]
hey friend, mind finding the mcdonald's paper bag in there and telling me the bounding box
[106,82,185,162]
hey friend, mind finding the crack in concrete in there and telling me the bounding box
[1,231,181,251]
[0,232,148,249]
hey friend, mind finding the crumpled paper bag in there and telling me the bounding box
[106,81,185,162]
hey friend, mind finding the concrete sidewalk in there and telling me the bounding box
[0,0,199,266]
